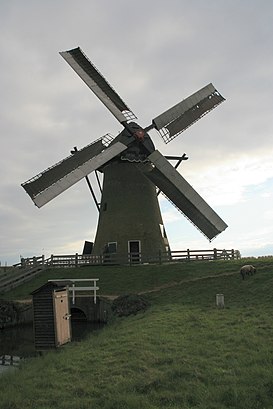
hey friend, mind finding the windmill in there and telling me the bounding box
[22,47,227,262]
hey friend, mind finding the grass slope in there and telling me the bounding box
[1,258,273,409]
[2,258,249,300]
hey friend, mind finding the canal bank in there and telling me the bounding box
[0,320,106,376]
[0,295,112,374]
[0,296,112,329]
[0,299,32,329]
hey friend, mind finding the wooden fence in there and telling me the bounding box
[14,248,240,269]
[1,355,21,367]
[13,255,45,269]
[0,248,239,294]
[0,263,46,294]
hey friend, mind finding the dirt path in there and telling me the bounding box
[139,270,237,295]
[102,270,238,299]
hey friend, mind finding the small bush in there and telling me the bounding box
[112,294,151,317]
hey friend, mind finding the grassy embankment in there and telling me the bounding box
[1,257,273,409]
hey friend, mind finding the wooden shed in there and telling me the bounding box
[31,281,72,350]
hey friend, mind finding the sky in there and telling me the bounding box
[1,0,273,265]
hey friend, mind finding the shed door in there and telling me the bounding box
[53,290,71,346]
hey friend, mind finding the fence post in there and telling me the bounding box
[213,248,217,260]
[93,279,97,304]
[187,249,190,261]
[75,253,78,268]
[72,282,75,304]
[159,250,162,265]
[50,254,54,266]
[231,249,234,259]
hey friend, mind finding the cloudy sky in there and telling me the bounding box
[1,0,273,265]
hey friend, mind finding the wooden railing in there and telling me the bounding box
[0,262,46,294]
[0,249,240,294]
[48,278,99,304]
[1,355,21,367]
[52,248,239,266]
[170,248,238,261]
[12,248,239,269]
[13,255,45,269]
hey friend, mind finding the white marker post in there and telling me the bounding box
[216,294,225,308]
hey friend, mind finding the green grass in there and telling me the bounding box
[2,258,247,300]
[1,257,273,408]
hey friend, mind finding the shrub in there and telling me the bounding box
[112,294,151,317]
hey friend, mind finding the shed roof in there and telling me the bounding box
[30,280,72,295]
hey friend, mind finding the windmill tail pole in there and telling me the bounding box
[85,175,100,211]
[70,146,100,211]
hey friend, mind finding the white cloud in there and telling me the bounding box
[183,155,273,206]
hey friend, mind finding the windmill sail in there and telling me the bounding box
[60,47,137,123]
[22,46,228,254]
[22,140,127,208]
[143,150,227,240]
[152,83,225,143]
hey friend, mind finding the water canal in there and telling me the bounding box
[0,321,104,375]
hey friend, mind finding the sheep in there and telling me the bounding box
[240,264,256,280]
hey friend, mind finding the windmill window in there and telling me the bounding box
[108,242,117,253]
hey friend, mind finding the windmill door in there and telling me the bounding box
[53,289,71,347]
[128,240,141,263]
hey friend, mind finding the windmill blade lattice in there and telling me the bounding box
[152,83,225,143]
[22,136,127,208]
[143,150,227,240]
[60,47,137,124]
